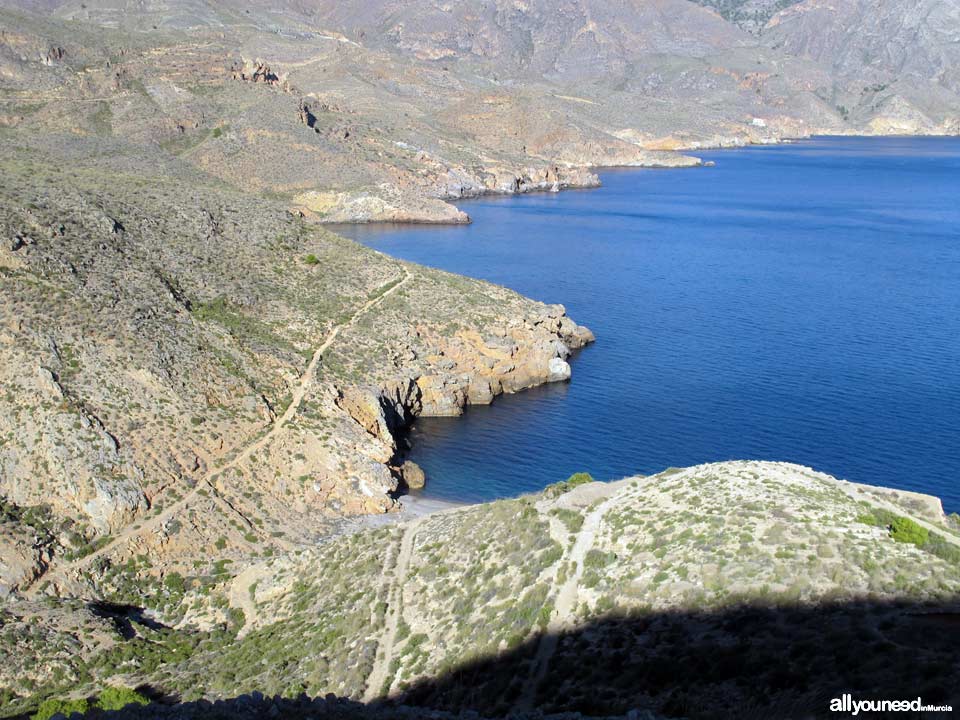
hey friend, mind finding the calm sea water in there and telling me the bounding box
[341,137,960,511]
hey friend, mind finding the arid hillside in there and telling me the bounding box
[1,2,959,718]
[2,0,958,224]
[0,144,593,600]
[3,462,960,718]
[765,0,960,132]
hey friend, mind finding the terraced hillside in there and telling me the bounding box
[3,462,959,718]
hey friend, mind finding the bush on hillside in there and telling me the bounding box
[889,516,929,547]
[96,686,150,711]
[544,472,595,498]
[32,698,90,720]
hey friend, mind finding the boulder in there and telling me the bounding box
[401,460,426,490]
[548,357,572,382]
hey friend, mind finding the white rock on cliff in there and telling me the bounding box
[548,357,572,382]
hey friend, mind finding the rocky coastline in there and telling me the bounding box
[335,303,595,495]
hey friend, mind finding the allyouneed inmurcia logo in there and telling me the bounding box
[830,694,953,715]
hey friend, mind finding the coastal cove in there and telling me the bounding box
[340,137,960,512]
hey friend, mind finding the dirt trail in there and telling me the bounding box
[363,516,423,702]
[515,480,646,712]
[39,267,412,590]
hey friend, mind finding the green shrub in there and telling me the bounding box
[863,510,960,565]
[583,549,615,569]
[544,472,595,498]
[32,698,90,720]
[566,472,594,488]
[96,687,150,711]
[550,508,584,533]
[163,572,186,594]
[304,254,320,265]
[890,517,928,547]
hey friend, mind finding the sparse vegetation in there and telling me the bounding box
[543,472,594,498]
[95,687,150,711]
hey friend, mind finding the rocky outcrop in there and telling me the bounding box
[230,57,288,88]
[334,304,594,491]
[336,379,421,448]
[0,364,149,534]
[0,526,52,597]
[480,166,601,196]
[414,304,593,418]
[293,187,471,224]
[291,165,600,225]
[400,460,426,489]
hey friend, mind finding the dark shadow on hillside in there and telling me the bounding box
[400,598,960,719]
[58,598,960,719]
[87,601,168,639]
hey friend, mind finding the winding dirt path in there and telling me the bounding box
[40,267,411,590]
[363,516,423,702]
[515,491,628,712]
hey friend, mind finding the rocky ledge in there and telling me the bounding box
[336,303,594,491]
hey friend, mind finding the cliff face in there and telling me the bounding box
[4,462,960,718]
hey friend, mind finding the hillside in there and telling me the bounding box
[0,143,592,598]
[1,0,958,226]
[765,0,960,133]
[1,2,960,717]
[3,462,960,718]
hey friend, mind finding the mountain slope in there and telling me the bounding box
[4,462,960,718]
[765,0,960,133]
[292,0,752,79]
[2,0,957,234]
[0,141,593,597]
[767,0,960,92]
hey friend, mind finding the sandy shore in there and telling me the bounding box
[332,492,470,537]
[395,493,467,517]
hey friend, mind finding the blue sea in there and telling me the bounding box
[341,137,960,511]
